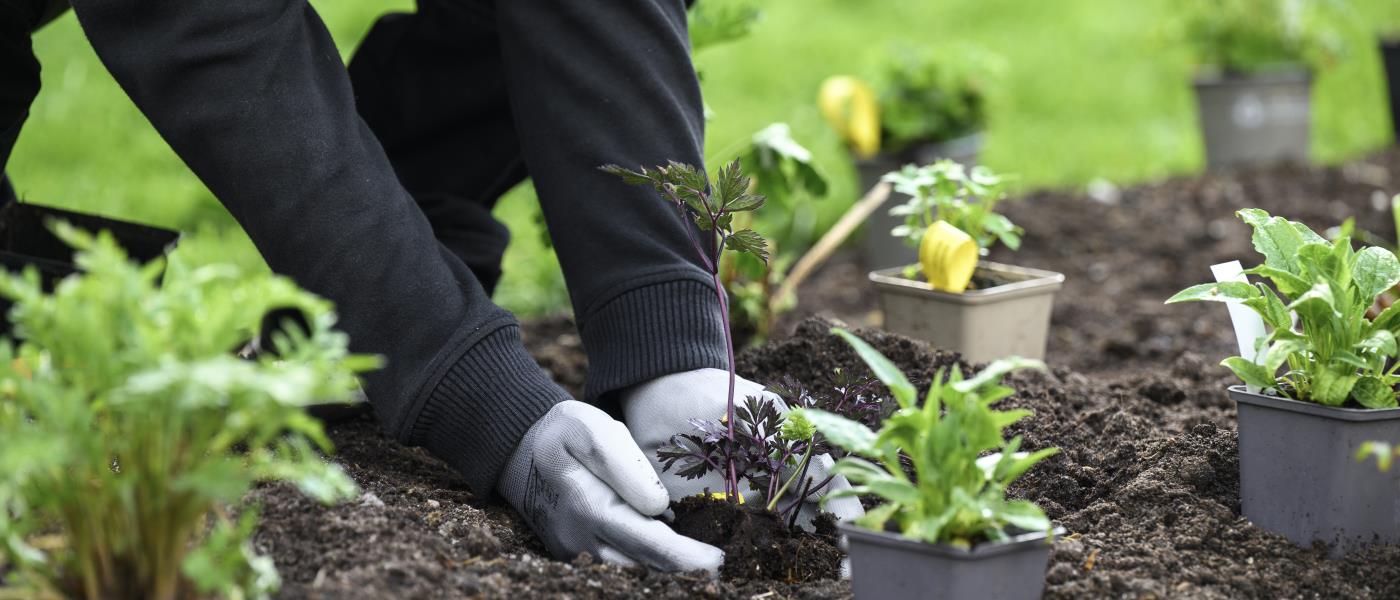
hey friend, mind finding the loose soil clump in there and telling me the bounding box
[669,496,844,582]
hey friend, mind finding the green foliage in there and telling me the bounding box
[601,160,769,266]
[875,44,999,152]
[798,328,1056,547]
[1167,208,1400,407]
[884,160,1020,253]
[1174,0,1346,74]
[689,1,762,53]
[0,225,375,599]
[726,124,829,344]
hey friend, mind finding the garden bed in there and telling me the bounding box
[251,150,1400,599]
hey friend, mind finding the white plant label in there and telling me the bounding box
[1212,261,1267,393]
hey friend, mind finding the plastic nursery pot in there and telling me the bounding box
[1193,68,1311,169]
[1382,40,1400,142]
[0,198,180,333]
[1230,386,1400,557]
[841,523,1063,600]
[856,132,983,271]
[870,261,1063,363]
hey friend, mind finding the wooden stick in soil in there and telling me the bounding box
[771,181,892,313]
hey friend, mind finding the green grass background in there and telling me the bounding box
[10,0,1397,316]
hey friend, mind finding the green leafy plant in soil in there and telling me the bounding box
[798,328,1057,547]
[875,43,999,154]
[1171,0,1346,74]
[0,224,375,600]
[724,123,829,344]
[1168,208,1400,408]
[602,160,768,500]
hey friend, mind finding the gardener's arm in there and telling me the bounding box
[488,0,862,521]
[62,0,719,572]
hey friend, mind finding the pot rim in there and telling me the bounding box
[869,261,1064,305]
[1192,67,1311,87]
[855,131,985,168]
[839,522,1065,560]
[1228,385,1400,421]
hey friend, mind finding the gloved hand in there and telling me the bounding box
[498,400,724,573]
[621,368,865,528]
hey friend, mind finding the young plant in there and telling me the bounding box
[0,225,375,599]
[875,44,997,154]
[1175,0,1345,74]
[688,0,761,53]
[1167,208,1400,407]
[884,160,1019,255]
[798,328,1057,547]
[656,372,888,524]
[724,123,829,344]
[601,160,768,500]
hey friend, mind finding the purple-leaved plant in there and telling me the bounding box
[602,160,769,500]
[656,371,889,524]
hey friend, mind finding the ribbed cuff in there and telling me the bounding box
[578,277,728,401]
[407,324,570,495]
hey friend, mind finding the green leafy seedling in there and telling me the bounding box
[875,44,1000,153]
[1168,208,1400,408]
[883,160,1020,277]
[796,328,1057,547]
[0,223,377,600]
[1172,0,1347,74]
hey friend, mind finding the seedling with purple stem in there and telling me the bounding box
[602,160,769,500]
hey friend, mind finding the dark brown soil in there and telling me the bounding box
[246,150,1400,599]
[669,496,844,582]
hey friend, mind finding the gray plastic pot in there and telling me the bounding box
[870,261,1063,363]
[857,133,983,270]
[841,523,1062,600]
[1230,386,1400,556]
[1193,69,1311,169]
[1382,40,1400,141]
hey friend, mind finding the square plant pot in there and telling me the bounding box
[841,523,1062,600]
[1193,69,1311,169]
[857,133,983,270]
[870,261,1063,363]
[1382,40,1400,142]
[1230,386,1400,556]
[0,199,180,333]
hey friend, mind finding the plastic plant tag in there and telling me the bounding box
[1211,261,1267,393]
[919,221,978,293]
[817,76,881,158]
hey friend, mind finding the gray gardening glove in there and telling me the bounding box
[621,368,865,529]
[499,401,724,573]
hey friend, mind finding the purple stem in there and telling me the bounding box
[661,184,738,498]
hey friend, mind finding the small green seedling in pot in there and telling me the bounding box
[1172,0,1345,74]
[0,224,376,600]
[876,44,997,154]
[883,160,1021,282]
[1168,208,1400,408]
[796,328,1057,547]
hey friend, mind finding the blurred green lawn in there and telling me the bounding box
[10,0,1396,316]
